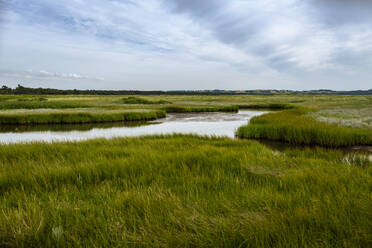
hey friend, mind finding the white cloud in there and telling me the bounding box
[0,69,104,81]
[0,0,371,90]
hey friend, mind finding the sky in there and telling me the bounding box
[0,0,371,90]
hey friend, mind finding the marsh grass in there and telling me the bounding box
[163,105,239,113]
[119,96,171,104]
[0,135,370,247]
[0,100,88,110]
[0,121,153,133]
[238,103,295,110]
[237,108,372,147]
[310,108,372,129]
[17,97,47,102]
[0,94,371,115]
[0,94,371,247]
[0,110,166,125]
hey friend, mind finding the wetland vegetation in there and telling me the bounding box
[119,96,171,105]
[0,136,371,247]
[163,105,239,113]
[0,109,166,125]
[237,107,372,147]
[0,93,371,247]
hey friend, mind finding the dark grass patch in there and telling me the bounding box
[0,121,153,133]
[238,103,295,110]
[119,96,171,104]
[163,105,239,113]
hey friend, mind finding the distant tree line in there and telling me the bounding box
[1,84,372,96]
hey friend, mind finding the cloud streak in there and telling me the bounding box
[0,0,371,90]
[0,69,104,81]
[162,0,372,72]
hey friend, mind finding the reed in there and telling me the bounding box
[0,110,166,125]
[0,121,152,133]
[0,135,370,247]
[237,108,372,147]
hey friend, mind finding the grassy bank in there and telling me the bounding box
[0,121,152,133]
[163,105,239,113]
[0,100,89,110]
[238,103,295,110]
[0,94,371,118]
[0,135,370,247]
[0,110,166,125]
[237,108,372,147]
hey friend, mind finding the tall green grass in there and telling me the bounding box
[163,105,239,113]
[0,110,166,125]
[237,108,372,147]
[0,135,370,247]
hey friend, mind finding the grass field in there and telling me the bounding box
[0,94,371,247]
[310,108,372,130]
[237,107,372,147]
[0,94,370,126]
[1,94,371,111]
[0,135,371,247]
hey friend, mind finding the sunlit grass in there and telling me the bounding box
[310,108,372,129]
[237,108,372,147]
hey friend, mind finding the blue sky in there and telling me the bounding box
[0,0,371,90]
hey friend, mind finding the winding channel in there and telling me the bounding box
[0,111,264,144]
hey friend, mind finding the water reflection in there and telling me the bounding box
[0,121,153,133]
[0,111,264,144]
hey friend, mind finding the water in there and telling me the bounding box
[0,111,264,144]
